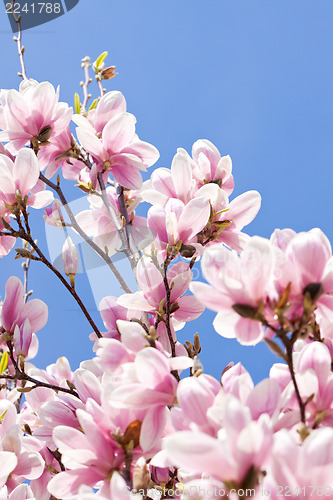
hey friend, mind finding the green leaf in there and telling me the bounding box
[74,93,81,114]
[95,51,108,70]
[88,99,98,112]
[0,409,7,422]
[0,351,8,374]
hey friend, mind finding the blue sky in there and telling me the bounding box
[0,0,333,383]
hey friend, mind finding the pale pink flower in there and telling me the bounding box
[267,427,333,499]
[1,276,48,336]
[141,149,197,206]
[195,183,261,252]
[43,198,64,227]
[271,228,333,323]
[147,197,210,256]
[189,139,234,194]
[163,394,273,489]
[76,186,153,255]
[0,80,72,153]
[38,127,83,180]
[191,237,276,345]
[0,401,44,493]
[0,148,53,209]
[117,258,205,322]
[75,110,159,189]
[73,90,126,135]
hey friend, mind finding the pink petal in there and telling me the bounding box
[140,407,167,451]
[14,148,40,197]
[174,295,205,322]
[178,197,210,241]
[227,191,261,229]
[18,298,48,333]
[1,276,24,332]
[102,112,136,151]
[164,430,235,480]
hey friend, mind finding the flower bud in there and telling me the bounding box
[62,237,78,282]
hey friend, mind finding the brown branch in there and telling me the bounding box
[5,342,80,399]
[15,209,102,339]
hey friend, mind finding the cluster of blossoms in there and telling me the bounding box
[0,50,332,500]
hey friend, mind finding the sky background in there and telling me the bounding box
[0,0,333,383]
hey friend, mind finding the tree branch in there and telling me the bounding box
[10,0,27,80]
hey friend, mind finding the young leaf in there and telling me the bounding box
[0,351,8,374]
[88,99,98,112]
[74,93,81,114]
[95,51,108,70]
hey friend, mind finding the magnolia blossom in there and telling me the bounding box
[75,99,159,189]
[0,80,72,153]
[117,257,205,323]
[76,186,153,255]
[148,197,211,256]
[38,127,83,180]
[1,276,48,337]
[43,198,64,227]
[0,148,53,209]
[191,236,276,345]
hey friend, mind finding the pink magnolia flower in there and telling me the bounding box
[191,237,276,345]
[76,186,153,255]
[0,148,53,209]
[75,110,159,189]
[43,198,64,227]
[73,90,126,135]
[141,149,197,206]
[188,139,234,194]
[0,400,44,493]
[0,80,72,154]
[267,427,333,498]
[117,258,205,323]
[271,228,333,323]
[1,276,48,337]
[194,183,261,252]
[278,341,333,427]
[38,127,83,180]
[163,394,273,491]
[147,197,210,256]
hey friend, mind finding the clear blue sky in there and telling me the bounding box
[1,0,333,383]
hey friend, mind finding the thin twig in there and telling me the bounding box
[10,0,27,80]
[81,56,91,114]
[5,342,80,398]
[97,173,138,272]
[15,209,102,338]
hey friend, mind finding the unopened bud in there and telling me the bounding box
[62,237,78,278]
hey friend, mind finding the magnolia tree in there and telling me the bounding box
[0,12,332,500]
